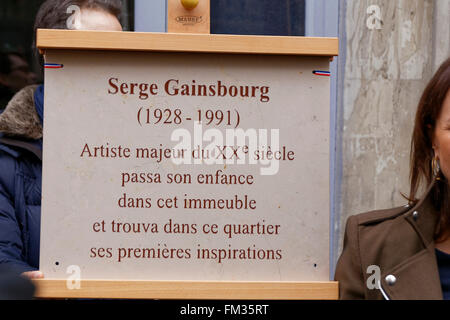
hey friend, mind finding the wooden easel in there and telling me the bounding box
[32,0,339,300]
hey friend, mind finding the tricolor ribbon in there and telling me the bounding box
[312,70,331,76]
[44,63,64,69]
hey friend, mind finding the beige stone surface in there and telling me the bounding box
[337,0,449,256]
[433,0,450,72]
[40,50,331,281]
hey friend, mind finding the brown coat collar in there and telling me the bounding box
[380,181,443,299]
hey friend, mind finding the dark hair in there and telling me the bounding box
[33,0,122,57]
[34,0,122,31]
[409,56,450,241]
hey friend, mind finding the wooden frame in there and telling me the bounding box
[37,29,338,56]
[35,29,339,300]
[32,280,338,300]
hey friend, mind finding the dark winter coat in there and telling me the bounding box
[0,85,43,274]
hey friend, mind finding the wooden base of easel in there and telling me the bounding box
[32,280,338,300]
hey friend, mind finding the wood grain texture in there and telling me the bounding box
[36,29,338,56]
[32,279,339,300]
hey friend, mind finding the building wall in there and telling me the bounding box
[336,0,450,259]
[132,0,450,277]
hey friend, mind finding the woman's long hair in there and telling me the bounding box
[409,57,450,241]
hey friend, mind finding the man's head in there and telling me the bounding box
[34,0,123,32]
[33,0,123,61]
[0,52,38,93]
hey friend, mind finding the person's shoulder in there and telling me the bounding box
[10,85,39,100]
[350,204,412,226]
[342,204,413,242]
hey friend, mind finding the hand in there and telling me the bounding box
[21,271,44,279]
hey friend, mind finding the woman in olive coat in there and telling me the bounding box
[335,57,450,300]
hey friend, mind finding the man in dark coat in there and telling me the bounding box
[0,85,43,276]
[0,0,122,282]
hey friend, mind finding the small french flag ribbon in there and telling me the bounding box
[312,70,331,76]
[44,63,64,69]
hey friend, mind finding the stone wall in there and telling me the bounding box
[335,0,450,261]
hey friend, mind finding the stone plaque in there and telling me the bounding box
[40,50,330,281]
